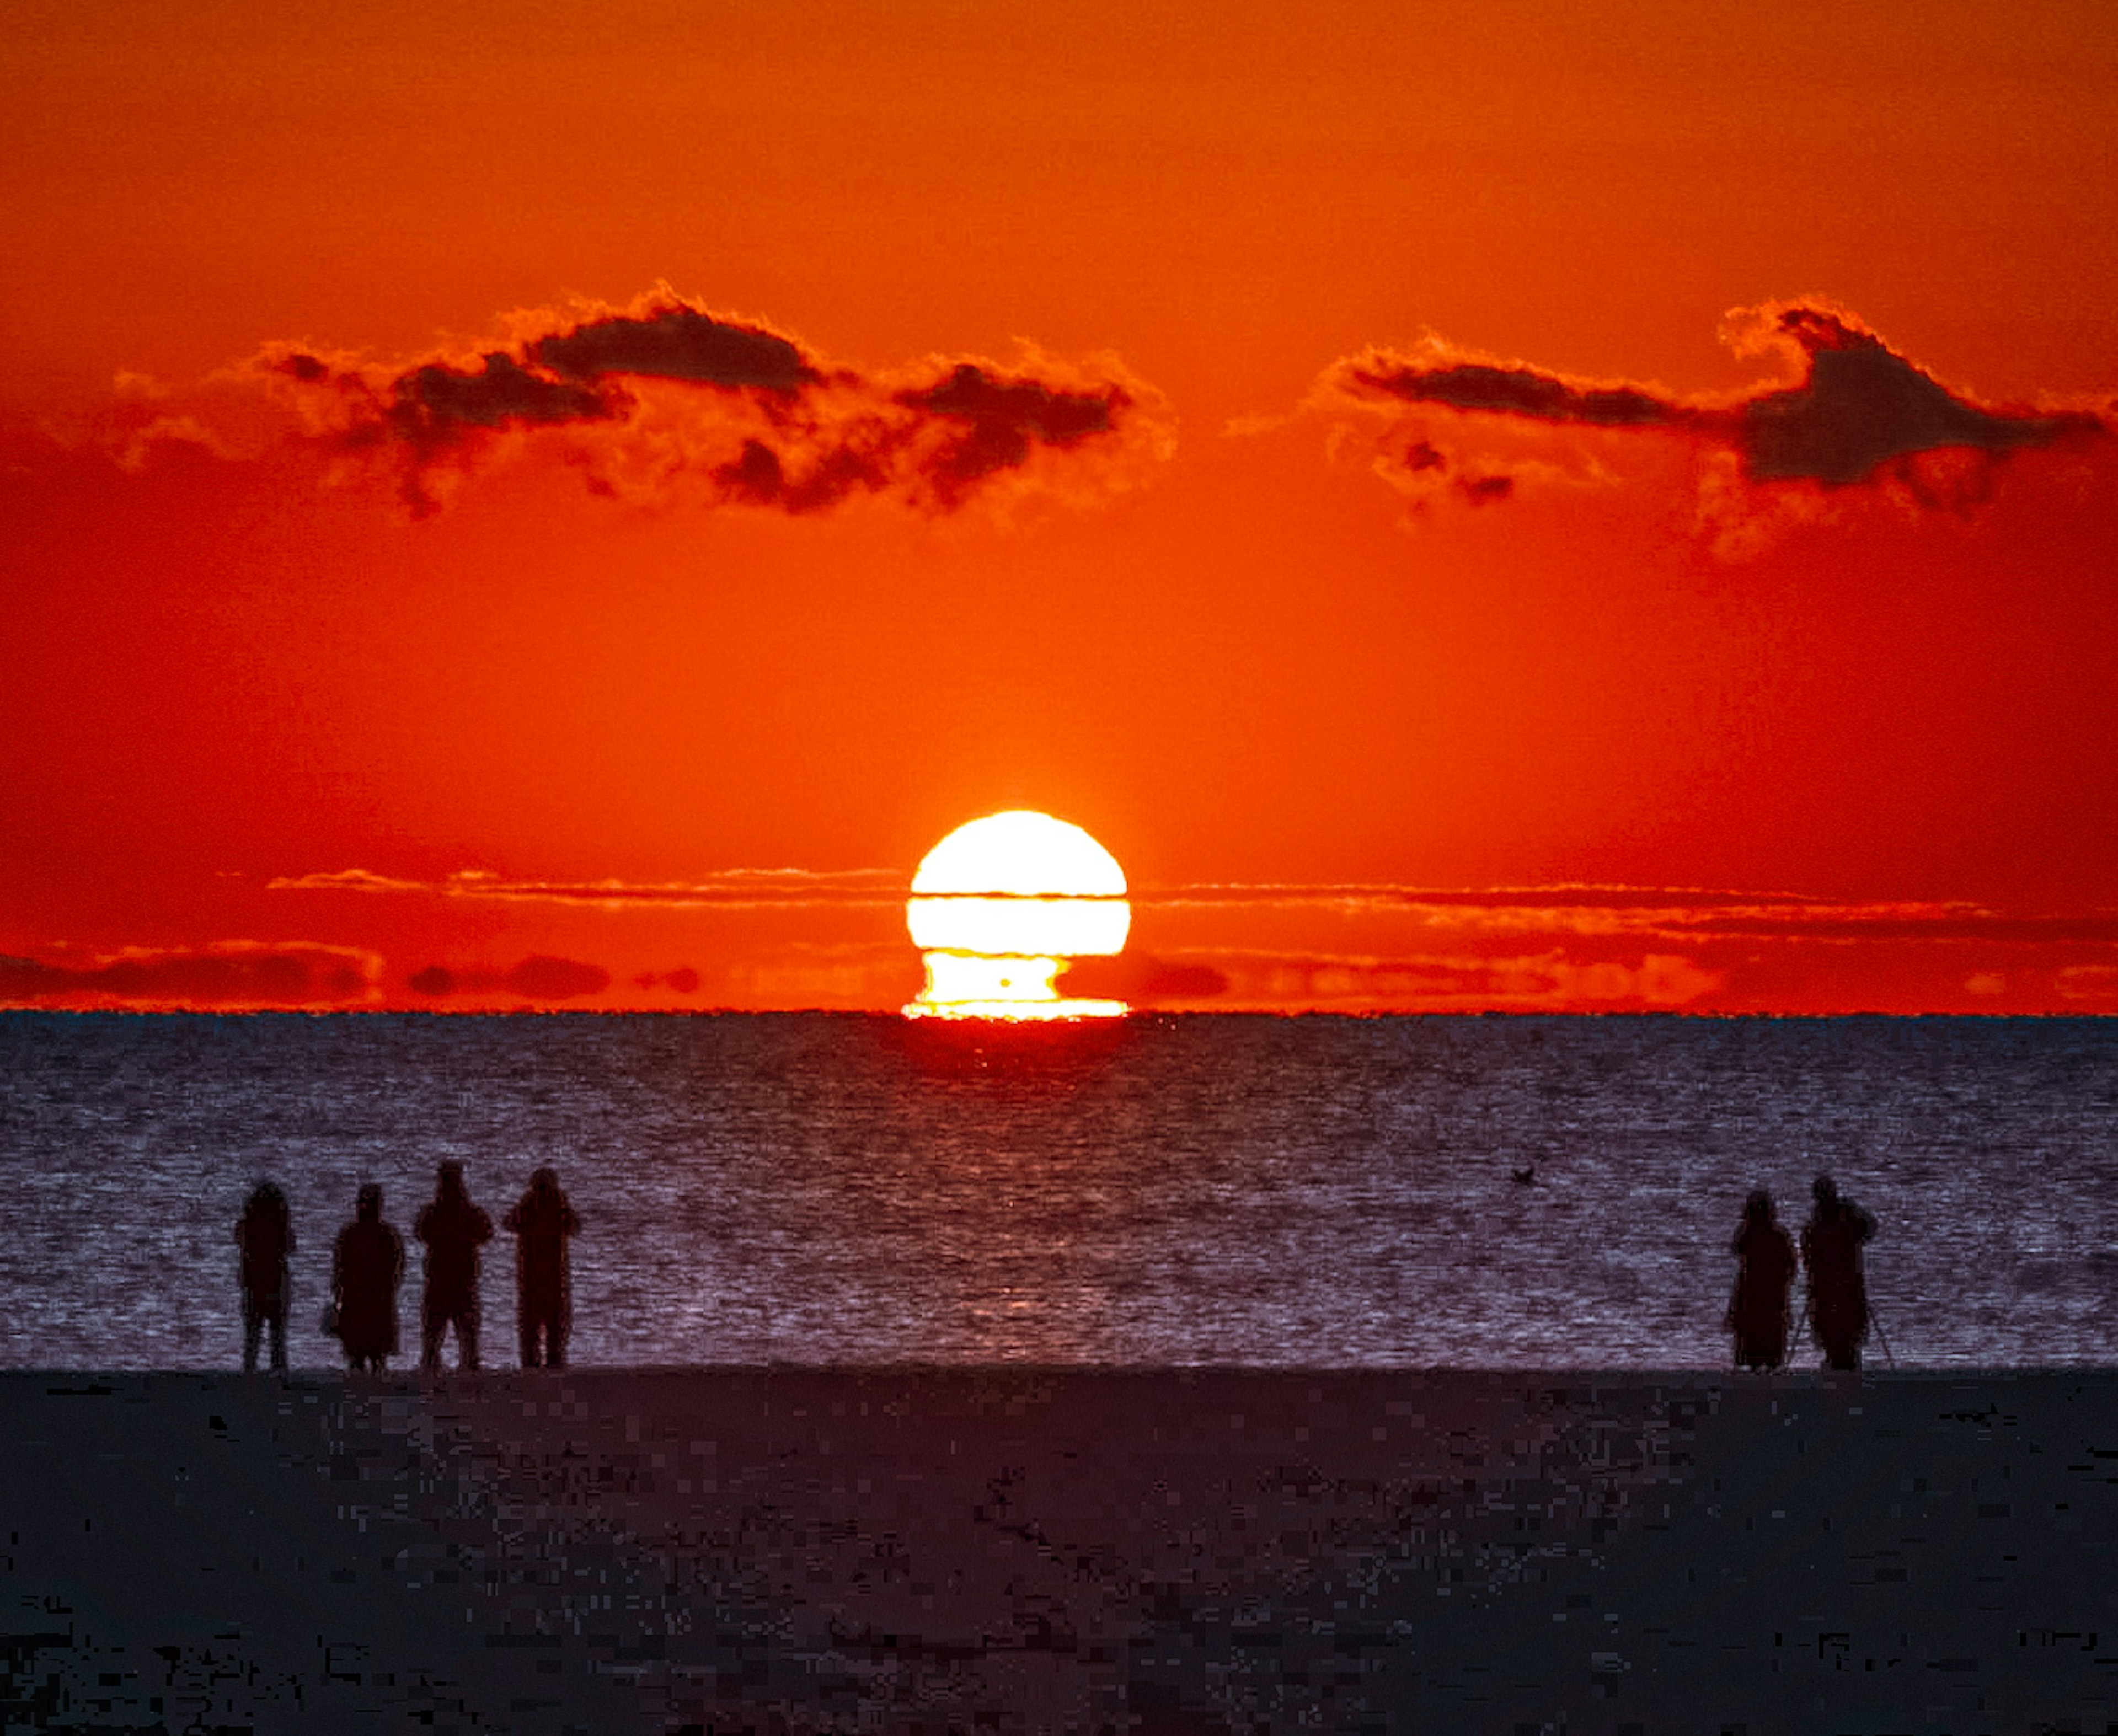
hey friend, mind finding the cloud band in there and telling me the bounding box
[1322,301,2107,522]
[261,287,1167,517]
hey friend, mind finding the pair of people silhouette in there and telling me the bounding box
[236,1164,581,1374]
[1727,1174,1878,1371]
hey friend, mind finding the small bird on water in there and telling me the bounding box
[1511,1164,1538,1186]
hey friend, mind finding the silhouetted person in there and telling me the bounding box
[1725,1188,1798,1370]
[1802,1173,1876,1371]
[504,1166,582,1368]
[416,1161,493,1373]
[235,1181,295,1373]
[332,1184,404,1373]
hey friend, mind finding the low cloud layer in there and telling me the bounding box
[0,942,378,1007]
[1060,953,1232,1004]
[1124,884,2118,1012]
[1320,301,2109,533]
[1132,882,2118,946]
[261,287,1169,517]
[1184,948,1725,1010]
[271,866,905,910]
[281,866,2108,941]
[224,870,2118,1012]
[407,955,611,1001]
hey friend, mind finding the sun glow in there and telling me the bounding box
[903,810,1130,1020]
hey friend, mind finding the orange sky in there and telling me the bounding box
[6,0,2118,1014]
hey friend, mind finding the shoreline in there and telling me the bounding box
[6,1367,2116,1731]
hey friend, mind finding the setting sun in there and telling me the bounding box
[904,811,1130,1020]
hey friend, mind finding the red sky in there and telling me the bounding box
[6,0,2118,1014]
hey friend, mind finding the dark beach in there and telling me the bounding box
[4,1368,2115,1734]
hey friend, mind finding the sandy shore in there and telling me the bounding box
[3,1368,2116,1734]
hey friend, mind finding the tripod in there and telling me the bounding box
[1868,1303,1897,1370]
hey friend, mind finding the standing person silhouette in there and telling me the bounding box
[504,1166,582,1369]
[1725,1189,1798,1370]
[234,1181,295,1373]
[1801,1173,1877,1371]
[416,1161,493,1373]
[331,1185,404,1374]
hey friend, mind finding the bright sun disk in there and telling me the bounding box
[903,810,1130,1020]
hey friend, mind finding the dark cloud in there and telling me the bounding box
[0,944,376,1006]
[895,363,1127,507]
[1328,301,2104,507]
[1736,307,2084,485]
[632,966,701,993]
[261,289,1162,518]
[713,438,787,505]
[1347,360,1680,430]
[1199,950,1723,1009]
[389,352,616,443]
[526,305,819,392]
[1388,439,1514,505]
[405,956,611,1000]
[1138,960,1231,998]
[505,955,610,1000]
[708,421,906,515]
[1062,954,1230,1004]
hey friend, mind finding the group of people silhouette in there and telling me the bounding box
[1727,1173,1879,1371]
[233,1163,580,1375]
[237,1165,1875,1375]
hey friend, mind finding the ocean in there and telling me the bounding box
[1,1011,2112,1371]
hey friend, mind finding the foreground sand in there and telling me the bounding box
[3,1367,2116,1734]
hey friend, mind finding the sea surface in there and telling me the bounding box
[1,1012,2113,1371]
